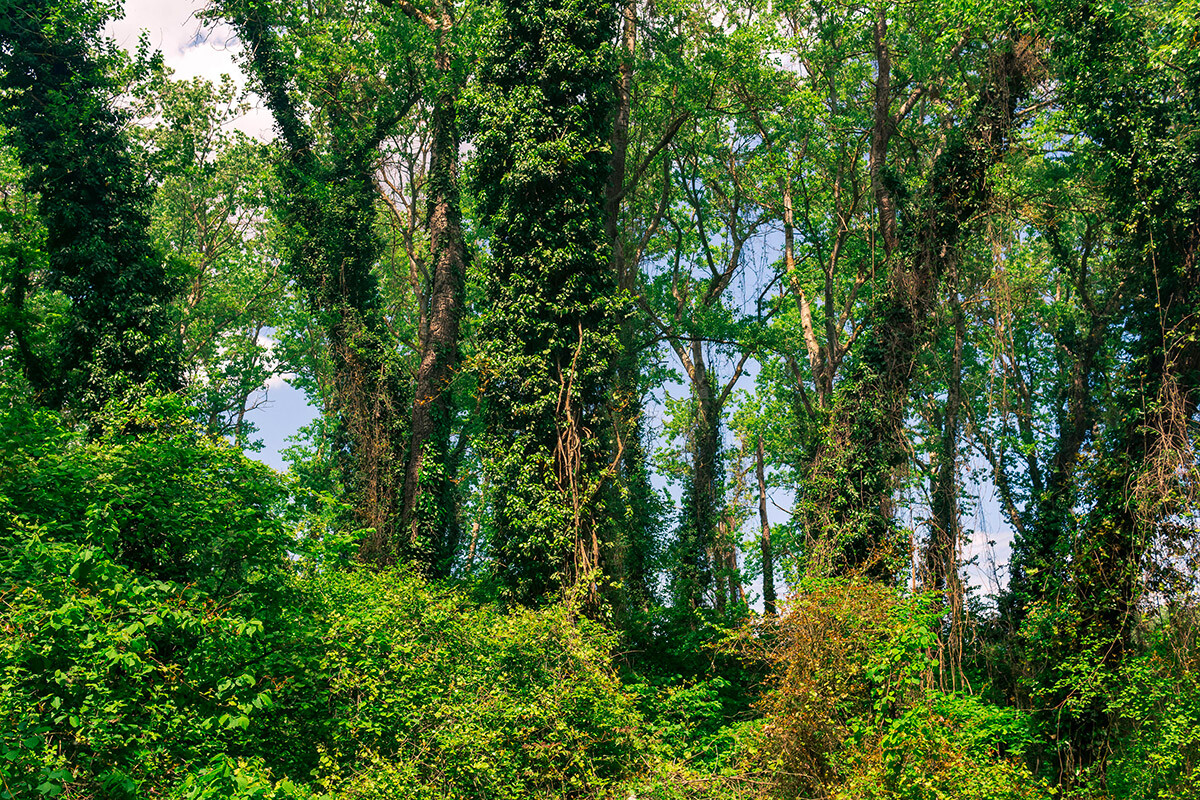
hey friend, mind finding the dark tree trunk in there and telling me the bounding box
[870,10,899,260]
[756,434,776,615]
[676,361,720,610]
[604,0,658,614]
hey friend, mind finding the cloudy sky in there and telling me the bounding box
[107,0,275,139]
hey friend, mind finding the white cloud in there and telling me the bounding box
[107,0,207,63]
[107,0,275,140]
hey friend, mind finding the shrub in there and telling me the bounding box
[739,578,1049,800]
[261,569,644,799]
[0,397,652,799]
[0,399,292,798]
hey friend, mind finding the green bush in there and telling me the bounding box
[0,398,646,799]
[1075,616,1200,799]
[0,398,293,798]
[170,756,322,800]
[0,395,291,601]
[262,569,644,799]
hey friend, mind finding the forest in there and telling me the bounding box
[0,0,1198,796]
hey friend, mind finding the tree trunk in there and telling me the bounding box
[400,0,466,577]
[925,299,964,689]
[757,434,776,615]
[604,0,658,614]
[675,359,720,610]
[871,9,899,260]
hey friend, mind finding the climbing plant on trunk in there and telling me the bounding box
[217,0,421,565]
[470,0,621,607]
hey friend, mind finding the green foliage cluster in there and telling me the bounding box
[281,571,641,798]
[2,387,1198,798]
[731,579,1048,800]
[0,0,181,411]
[0,399,648,799]
[0,397,290,797]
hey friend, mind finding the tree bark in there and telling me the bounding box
[871,9,899,260]
[757,434,776,615]
[400,0,467,576]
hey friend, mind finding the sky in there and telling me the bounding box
[108,0,262,130]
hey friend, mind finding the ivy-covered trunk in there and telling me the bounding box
[225,0,415,566]
[798,36,1034,581]
[673,366,722,611]
[472,0,620,608]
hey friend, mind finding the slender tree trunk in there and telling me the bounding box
[400,0,466,576]
[871,9,899,260]
[757,434,776,615]
[925,299,964,688]
[605,0,635,256]
[604,0,657,613]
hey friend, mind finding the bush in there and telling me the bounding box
[260,569,644,799]
[739,578,1049,800]
[1073,611,1200,799]
[0,397,647,799]
[0,395,291,601]
[0,398,293,798]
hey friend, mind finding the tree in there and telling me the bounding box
[134,70,285,446]
[470,0,620,607]
[217,0,421,565]
[1014,0,1200,780]
[377,0,473,579]
[0,0,181,414]
[796,14,1037,581]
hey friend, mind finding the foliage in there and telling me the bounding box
[134,68,284,446]
[0,397,291,798]
[270,570,644,799]
[0,398,648,798]
[740,579,1048,799]
[469,0,622,604]
[3,0,1200,796]
[0,0,181,413]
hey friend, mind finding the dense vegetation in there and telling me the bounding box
[1,0,1198,796]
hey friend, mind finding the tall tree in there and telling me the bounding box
[603,0,664,619]
[1018,0,1200,780]
[134,71,284,446]
[381,0,471,579]
[471,0,620,607]
[797,19,1037,581]
[0,0,181,413]
[217,0,420,565]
